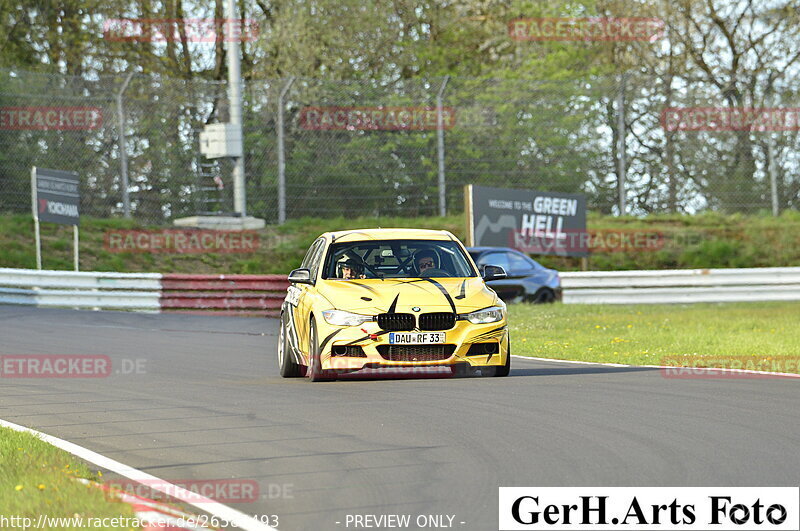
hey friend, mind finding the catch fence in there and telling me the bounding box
[2,69,798,225]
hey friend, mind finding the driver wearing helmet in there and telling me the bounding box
[414,248,439,275]
[337,258,366,280]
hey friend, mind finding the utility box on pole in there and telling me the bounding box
[199,123,243,159]
[176,124,264,230]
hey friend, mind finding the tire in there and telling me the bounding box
[493,347,511,377]
[451,363,472,377]
[306,317,329,382]
[278,314,302,378]
[530,288,556,304]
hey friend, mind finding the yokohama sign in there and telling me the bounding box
[32,167,80,226]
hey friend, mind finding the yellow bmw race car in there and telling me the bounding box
[278,228,511,381]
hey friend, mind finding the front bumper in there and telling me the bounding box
[318,318,509,372]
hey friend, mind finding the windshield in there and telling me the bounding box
[323,239,477,279]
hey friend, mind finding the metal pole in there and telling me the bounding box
[73,225,79,271]
[34,219,41,270]
[277,77,295,225]
[464,184,474,246]
[616,74,627,215]
[31,166,42,270]
[226,0,246,216]
[116,71,134,218]
[437,75,450,217]
[768,138,779,216]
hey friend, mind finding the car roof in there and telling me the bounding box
[323,228,457,243]
[467,246,518,254]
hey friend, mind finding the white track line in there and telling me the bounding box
[0,419,277,531]
[512,355,629,367]
[511,354,800,378]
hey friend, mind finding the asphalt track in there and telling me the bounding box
[1,306,798,531]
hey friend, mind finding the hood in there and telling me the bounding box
[316,277,497,314]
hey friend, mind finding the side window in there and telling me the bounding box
[478,252,510,271]
[307,240,327,278]
[508,252,533,272]
[300,240,320,269]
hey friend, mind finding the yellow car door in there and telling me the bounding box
[293,238,327,361]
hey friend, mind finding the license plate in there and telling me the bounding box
[388,332,446,345]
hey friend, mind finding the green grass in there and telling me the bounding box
[0,427,136,529]
[0,210,799,274]
[539,209,800,272]
[0,213,465,273]
[508,301,800,372]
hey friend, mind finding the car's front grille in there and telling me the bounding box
[377,313,415,331]
[418,312,456,331]
[376,344,456,362]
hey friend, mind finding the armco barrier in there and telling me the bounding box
[160,274,287,316]
[560,267,800,304]
[0,268,162,311]
[0,268,289,315]
[2,267,799,312]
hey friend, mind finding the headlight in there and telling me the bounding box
[466,306,505,324]
[322,309,372,327]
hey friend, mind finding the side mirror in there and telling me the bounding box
[481,264,507,282]
[288,268,313,285]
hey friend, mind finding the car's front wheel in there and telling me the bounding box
[306,316,331,382]
[529,288,556,304]
[482,342,511,377]
[278,314,302,378]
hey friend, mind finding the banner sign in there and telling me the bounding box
[32,167,80,226]
[499,487,799,530]
[467,185,587,257]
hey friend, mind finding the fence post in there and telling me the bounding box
[437,75,450,217]
[277,77,295,225]
[768,138,779,216]
[616,74,627,215]
[115,71,134,218]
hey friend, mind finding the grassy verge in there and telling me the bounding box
[0,427,136,529]
[508,301,800,372]
[0,211,798,274]
[0,213,465,274]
